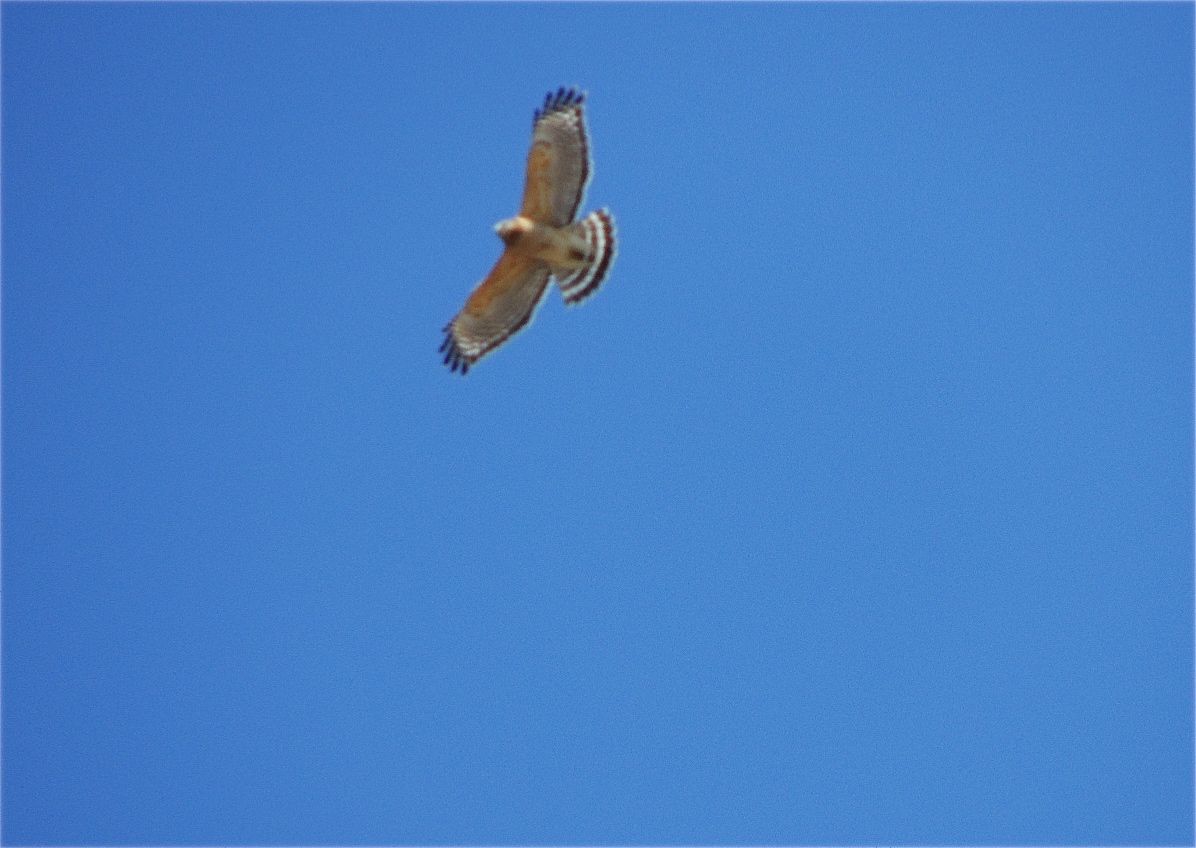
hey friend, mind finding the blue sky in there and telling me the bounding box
[2,2,1192,844]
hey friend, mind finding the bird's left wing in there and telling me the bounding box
[519,87,592,227]
[441,250,552,374]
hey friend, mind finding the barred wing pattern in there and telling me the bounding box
[520,88,592,227]
[441,87,613,374]
[441,251,551,374]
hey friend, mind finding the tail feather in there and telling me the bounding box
[556,209,617,307]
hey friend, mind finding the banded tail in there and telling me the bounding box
[556,209,617,307]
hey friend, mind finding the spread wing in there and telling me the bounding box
[440,250,551,374]
[519,87,592,227]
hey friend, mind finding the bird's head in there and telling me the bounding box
[494,216,532,245]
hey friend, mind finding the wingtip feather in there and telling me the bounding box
[440,323,474,376]
[534,86,587,126]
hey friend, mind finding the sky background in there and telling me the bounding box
[2,2,1193,845]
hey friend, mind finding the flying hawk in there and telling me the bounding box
[440,87,617,374]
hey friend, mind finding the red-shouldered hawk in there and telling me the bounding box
[440,87,617,374]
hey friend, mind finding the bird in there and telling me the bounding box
[440,87,617,374]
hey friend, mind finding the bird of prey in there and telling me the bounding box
[440,87,617,374]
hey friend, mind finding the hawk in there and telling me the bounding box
[440,87,617,374]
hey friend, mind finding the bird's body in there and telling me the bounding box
[441,87,617,374]
[492,215,591,272]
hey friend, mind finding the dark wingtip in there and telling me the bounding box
[535,86,585,123]
[441,324,470,375]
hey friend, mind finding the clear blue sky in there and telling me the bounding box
[2,2,1192,844]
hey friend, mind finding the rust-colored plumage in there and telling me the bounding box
[441,87,617,374]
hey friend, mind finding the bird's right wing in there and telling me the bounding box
[441,250,551,374]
